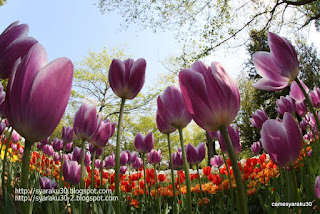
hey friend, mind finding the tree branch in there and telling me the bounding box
[283,0,317,6]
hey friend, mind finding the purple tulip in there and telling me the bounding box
[0,121,5,135]
[185,143,205,165]
[6,43,73,142]
[275,95,296,116]
[65,142,73,152]
[148,149,162,165]
[52,138,64,151]
[260,112,302,167]
[11,130,19,143]
[41,137,50,145]
[0,21,38,79]
[132,158,143,169]
[156,110,176,134]
[11,143,17,151]
[290,80,309,103]
[63,160,81,185]
[0,84,5,117]
[120,166,128,175]
[88,143,102,157]
[125,150,138,164]
[72,147,91,166]
[309,87,320,108]
[105,154,115,169]
[62,126,73,143]
[299,117,308,130]
[157,86,192,129]
[73,103,102,141]
[36,142,43,151]
[120,151,129,165]
[42,145,54,157]
[307,149,312,157]
[251,141,262,154]
[90,120,114,148]
[217,125,241,154]
[172,150,183,169]
[208,131,219,140]
[252,32,299,91]
[179,61,240,131]
[315,176,320,199]
[295,101,307,117]
[210,155,224,168]
[108,58,146,99]
[95,159,104,169]
[249,109,268,129]
[39,176,57,190]
[134,132,154,154]
[19,147,24,155]
[53,152,61,162]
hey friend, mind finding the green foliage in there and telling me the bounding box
[0,0,7,6]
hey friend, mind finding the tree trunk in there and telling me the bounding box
[206,131,216,166]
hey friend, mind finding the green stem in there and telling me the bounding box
[154,164,161,212]
[222,153,234,212]
[196,164,204,211]
[220,125,248,214]
[167,133,177,214]
[114,97,126,214]
[60,146,66,188]
[177,127,192,214]
[290,167,299,202]
[91,148,97,188]
[295,78,320,132]
[80,138,86,189]
[142,153,148,211]
[20,139,32,214]
[99,151,104,188]
[1,129,13,203]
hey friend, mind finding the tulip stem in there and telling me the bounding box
[142,153,148,211]
[60,146,66,188]
[114,97,126,214]
[1,129,13,204]
[222,153,234,212]
[167,133,178,214]
[177,127,192,214]
[196,164,204,211]
[20,139,32,214]
[91,148,97,188]
[99,151,104,188]
[80,138,86,189]
[220,125,248,214]
[295,78,320,132]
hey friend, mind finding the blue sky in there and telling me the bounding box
[0,0,181,85]
[1,0,320,85]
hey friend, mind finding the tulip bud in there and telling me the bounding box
[63,160,81,185]
[39,176,57,190]
[210,155,223,168]
[134,132,154,154]
[251,142,261,154]
[148,149,162,165]
[185,143,205,165]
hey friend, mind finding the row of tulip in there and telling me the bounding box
[0,20,320,214]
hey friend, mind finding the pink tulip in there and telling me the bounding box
[186,142,205,165]
[132,157,143,169]
[108,58,146,99]
[62,126,73,143]
[134,132,154,154]
[251,141,261,154]
[90,120,114,148]
[315,176,320,199]
[6,43,73,142]
[120,151,129,165]
[252,32,299,91]
[290,80,309,103]
[275,95,296,116]
[217,125,241,154]
[73,103,102,141]
[11,130,20,143]
[210,155,223,168]
[157,86,192,129]
[309,87,320,108]
[63,160,81,185]
[0,21,38,79]
[148,149,161,165]
[249,109,268,129]
[179,61,240,131]
[260,112,302,167]
[156,110,176,134]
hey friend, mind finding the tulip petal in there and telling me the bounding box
[253,78,288,91]
[127,58,146,99]
[25,57,73,142]
[108,59,125,97]
[290,80,309,103]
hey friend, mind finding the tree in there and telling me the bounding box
[238,29,320,153]
[97,0,320,62]
[0,0,7,6]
